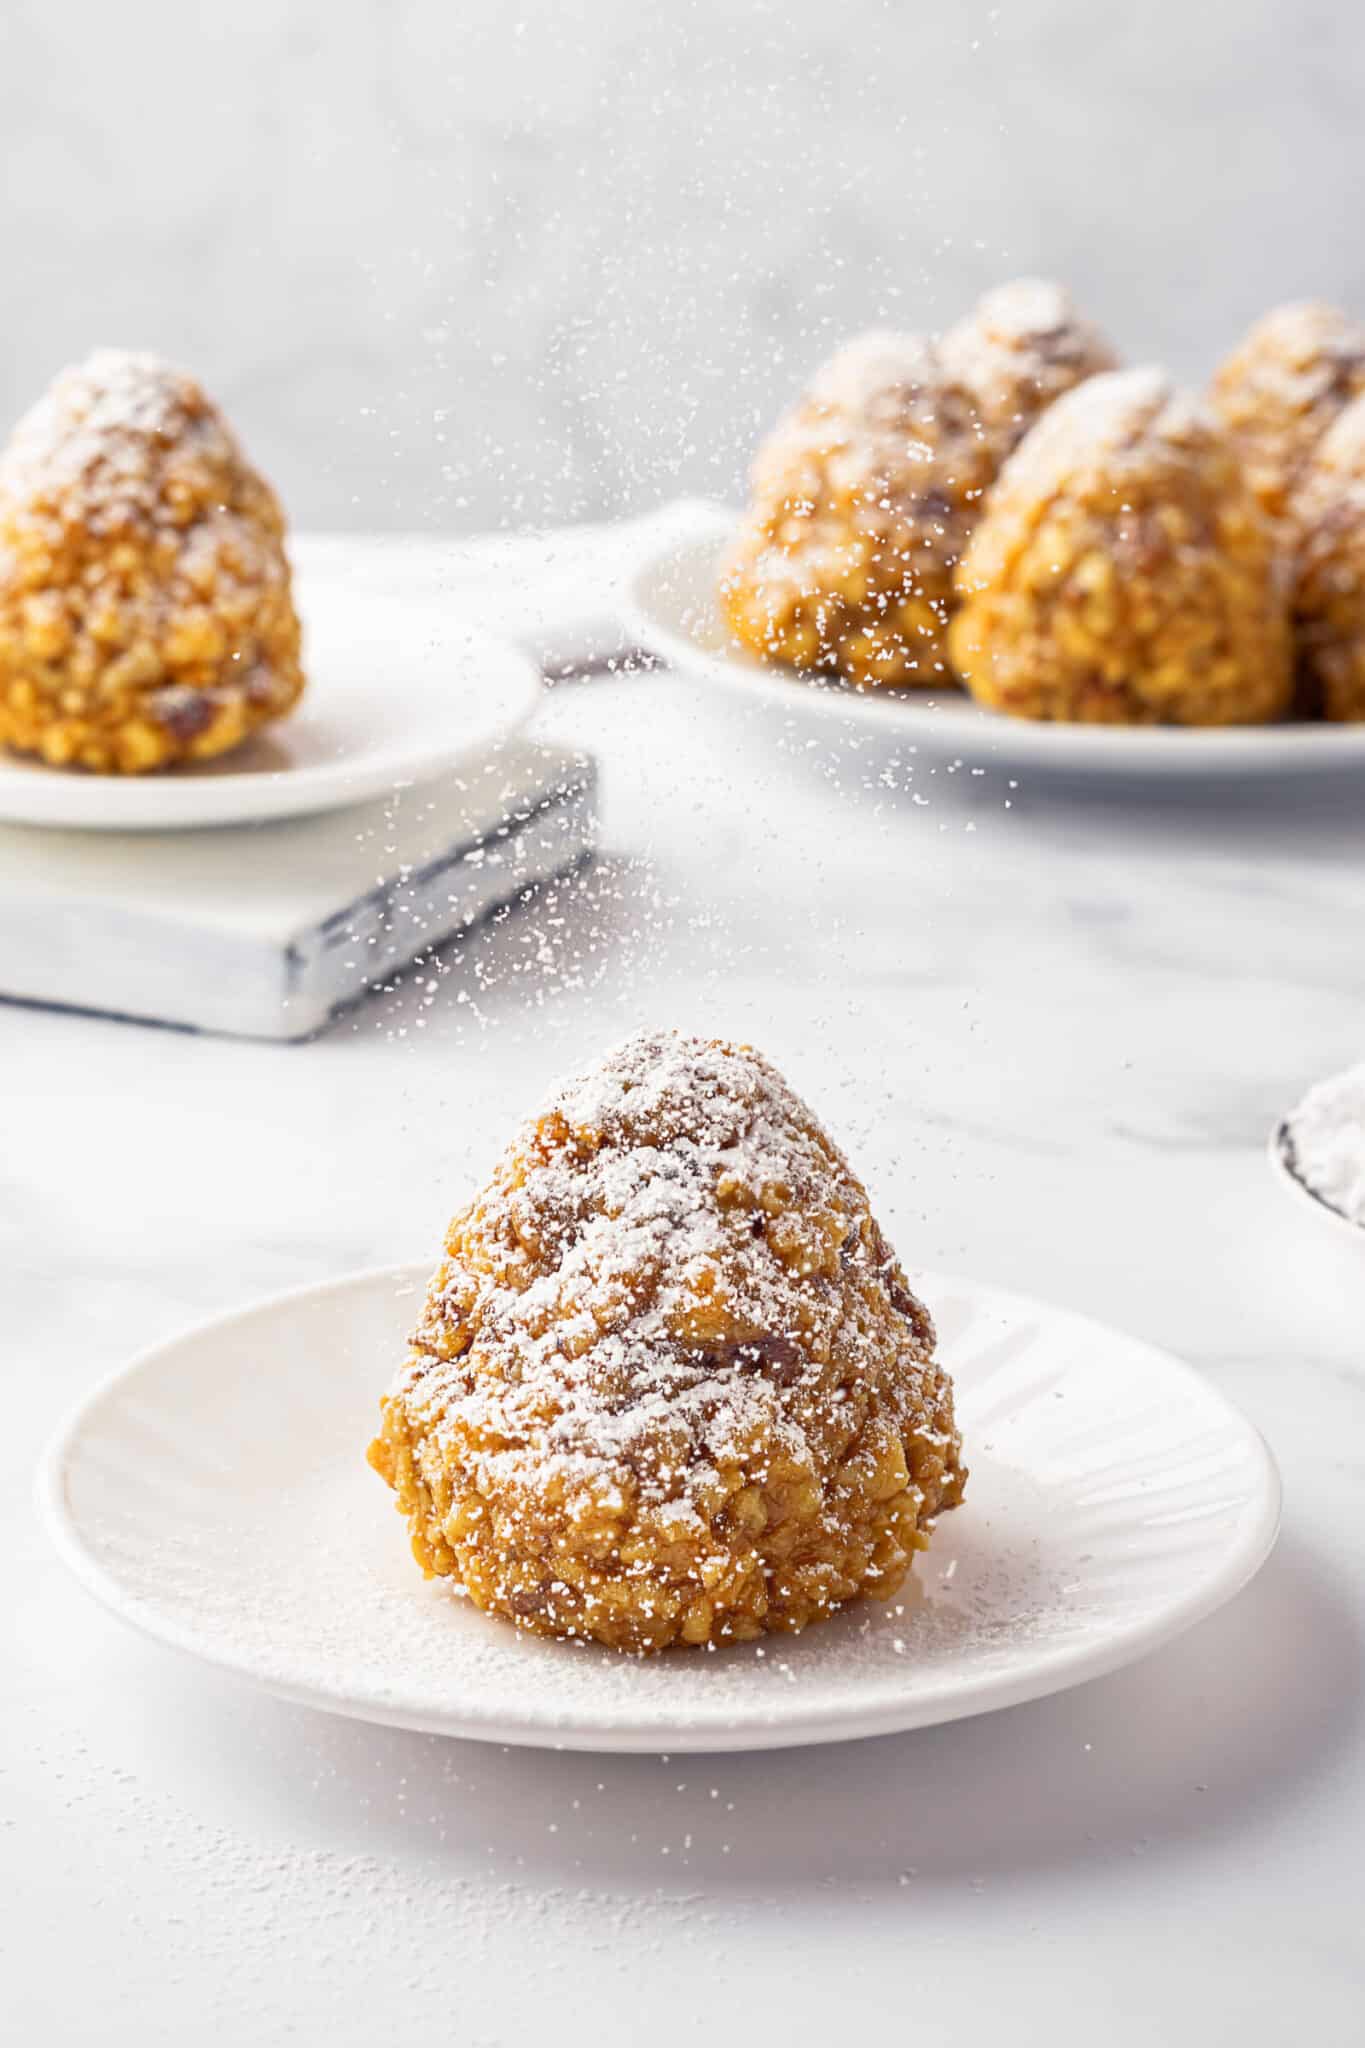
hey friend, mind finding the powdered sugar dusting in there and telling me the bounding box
[1210,301,1365,519]
[1216,301,1365,421]
[938,279,1119,456]
[987,365,1212,499]
[960,278,1083,348]
[805,329,945,420]
[0,348,243,532]
[398,1029,940,1514]
[1282,1059,1365,1227]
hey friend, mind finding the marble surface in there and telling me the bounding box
[3,0,1365,532]
[7,526,1365,2042]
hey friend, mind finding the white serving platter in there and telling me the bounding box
[629,506,1365,781]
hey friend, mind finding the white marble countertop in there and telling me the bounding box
[6,528,1364,2043]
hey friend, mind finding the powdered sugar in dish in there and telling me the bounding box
[1280,1060,1365,1228]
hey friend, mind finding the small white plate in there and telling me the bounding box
[40,1261,1280,1754]
[1268,1119,1365,1252]
[0,557,542,831]
[629,507,1365,781]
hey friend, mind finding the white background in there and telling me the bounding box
[2,0,1362,529]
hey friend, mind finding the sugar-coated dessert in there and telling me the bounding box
[0,350,303,773]
[1209,301,1365,527]
[1292,393,1365,721]
[368,1031,966,1653]
[719,332,994,688]
[949,367,1293,726]
[940,277,1119,468]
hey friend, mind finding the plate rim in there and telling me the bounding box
[627,507,1365,779]
[37,1259,1283,1754]
[0,575,544,833]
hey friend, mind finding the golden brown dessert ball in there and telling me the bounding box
[368,1030,966,1654]
[718,332,995,688]
[940,277,1119,467]
[0,349,304,773]
[949,367,1293,726]
[1292,393,1365,721]
[1209,301,1365,527]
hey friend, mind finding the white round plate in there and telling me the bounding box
[0,557,542,831]
[629,507,1365,781]
[1268,1119,1365,1253]
[40,1261,1280,1754]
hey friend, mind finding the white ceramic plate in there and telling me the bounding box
[40,1261,1280,1754]
[629,507,1365,781]
[1268,1119,1365,1253]
[0,556,542,831]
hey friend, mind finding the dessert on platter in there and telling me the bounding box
[940,276,1119,470]
[0,349,303,774]
[718,331,995,688]
[702,281,1365,738]
[368,1030,966,1652]
[1290,393,1365,722]
[948,367,1292,725]
[1209,300,1365,529]
[717,280,1115,693]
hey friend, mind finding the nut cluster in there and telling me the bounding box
[940,277,1119,468]
[0,349,303,773]
[949,369,1292,725]
[722,286,1365,725]
[369,1031,966,1653]
[1209,300,1365,528]
[719,332,995,688]
[719,282,1118,693]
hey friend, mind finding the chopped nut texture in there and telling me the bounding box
[949,368,1293,726]
[368,1031,966,1653]
[941,277,1119,468]
[1209,301,1365,529]
[0,349,303,773]
[718,333,995,688]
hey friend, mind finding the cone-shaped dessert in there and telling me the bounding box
[369,1031,966,1653]
[949,368,1293,726]
[719,332,994,688]
[1209,301,1365,528]
[0,349,303,773]
[940,277,1119,469]
[1292,392,1365,721]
